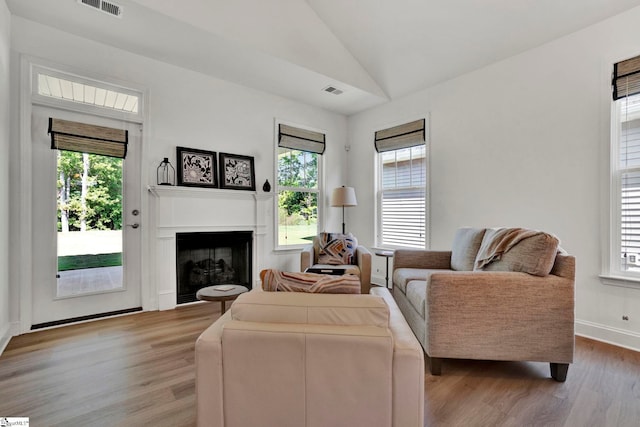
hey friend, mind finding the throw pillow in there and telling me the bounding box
[316,232,358,265]
[450,227,486,271]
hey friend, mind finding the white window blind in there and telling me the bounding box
[381,188,425,247]
[378,144,426,248]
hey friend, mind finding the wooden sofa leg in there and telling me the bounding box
[427,356,442,376]
[550,363,569,382]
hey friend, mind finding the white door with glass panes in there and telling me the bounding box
[30,105,142,327]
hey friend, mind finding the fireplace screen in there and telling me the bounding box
[176,231,252,304]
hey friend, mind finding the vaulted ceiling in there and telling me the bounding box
[8,0,640,115]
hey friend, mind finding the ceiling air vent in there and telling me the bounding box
[78,0,123,18]
[323,86,344,95]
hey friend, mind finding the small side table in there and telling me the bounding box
[196,285,248,314]
[375,250,394,289]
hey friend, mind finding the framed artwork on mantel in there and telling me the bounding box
[219,152,256,191]
[176,146,218,188]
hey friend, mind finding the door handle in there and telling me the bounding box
[127,223,140,229]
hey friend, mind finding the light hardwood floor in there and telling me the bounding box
[1,303,639,427]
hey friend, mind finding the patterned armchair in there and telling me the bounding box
[300,232,372,294]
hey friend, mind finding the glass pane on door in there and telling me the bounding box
[56,150,123,297]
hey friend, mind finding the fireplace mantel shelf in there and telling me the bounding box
[148,185,272,200]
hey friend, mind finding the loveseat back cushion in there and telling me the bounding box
[231,290,390,327]
[315,232,358,265]
[450,227,487,271]
[476,229,559,276]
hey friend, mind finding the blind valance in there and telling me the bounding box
[278,124,325,154]
[48,118,128,158]
[374,119,425,152]
[613,55,640,100]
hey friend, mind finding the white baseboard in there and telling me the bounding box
[0,322,12,356]
[371,274,386,287]
[575,319,640,353]
[158,290,176,311]
[10,321,20,336]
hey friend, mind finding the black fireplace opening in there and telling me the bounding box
[176,231,253,304]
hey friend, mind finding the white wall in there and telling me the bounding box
[0,0,10,352]
[9,17,348,326]
[348,6,640,350]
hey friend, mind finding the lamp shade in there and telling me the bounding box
[331,186,357,207]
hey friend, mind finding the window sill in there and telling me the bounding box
[599,274,640,290]
[273,246,309,253]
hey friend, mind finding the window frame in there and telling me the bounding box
[273,120,324,251]
[375,118,429,250]
[31,64,144,123]
[603,58,640,289]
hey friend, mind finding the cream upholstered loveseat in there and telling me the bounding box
[392,227,575,382]
[195,287,423,427]
[300,232,372,294]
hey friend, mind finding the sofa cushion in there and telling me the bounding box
[451,227,486,271]
[475,228,559,276]
[316,232,358,265]
[393,268,430,293]
[405,280,427,318]
[231,289,390,327]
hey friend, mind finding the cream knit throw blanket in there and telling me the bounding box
[474,227,542,270]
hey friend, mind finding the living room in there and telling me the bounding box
[2,0,640,425]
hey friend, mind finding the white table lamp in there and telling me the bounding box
[331,186,357,234]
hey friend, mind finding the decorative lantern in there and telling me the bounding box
[157,158,175,186]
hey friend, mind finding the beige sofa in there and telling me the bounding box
[300,234,372,294]
[392,227,575,381]
[195,287,423,427]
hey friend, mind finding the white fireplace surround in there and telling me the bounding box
[149,185,270,310]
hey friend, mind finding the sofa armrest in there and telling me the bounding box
[300,244,314,271]
[393,249,452,270]
[551,253,575,280]
[195,310,233,427]
[370,287,424,427]
[426,271,574,363]
[356,245,372,294]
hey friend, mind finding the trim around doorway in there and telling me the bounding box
[14,56,152,334]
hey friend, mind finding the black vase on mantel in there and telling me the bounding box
[262,179,271,192]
